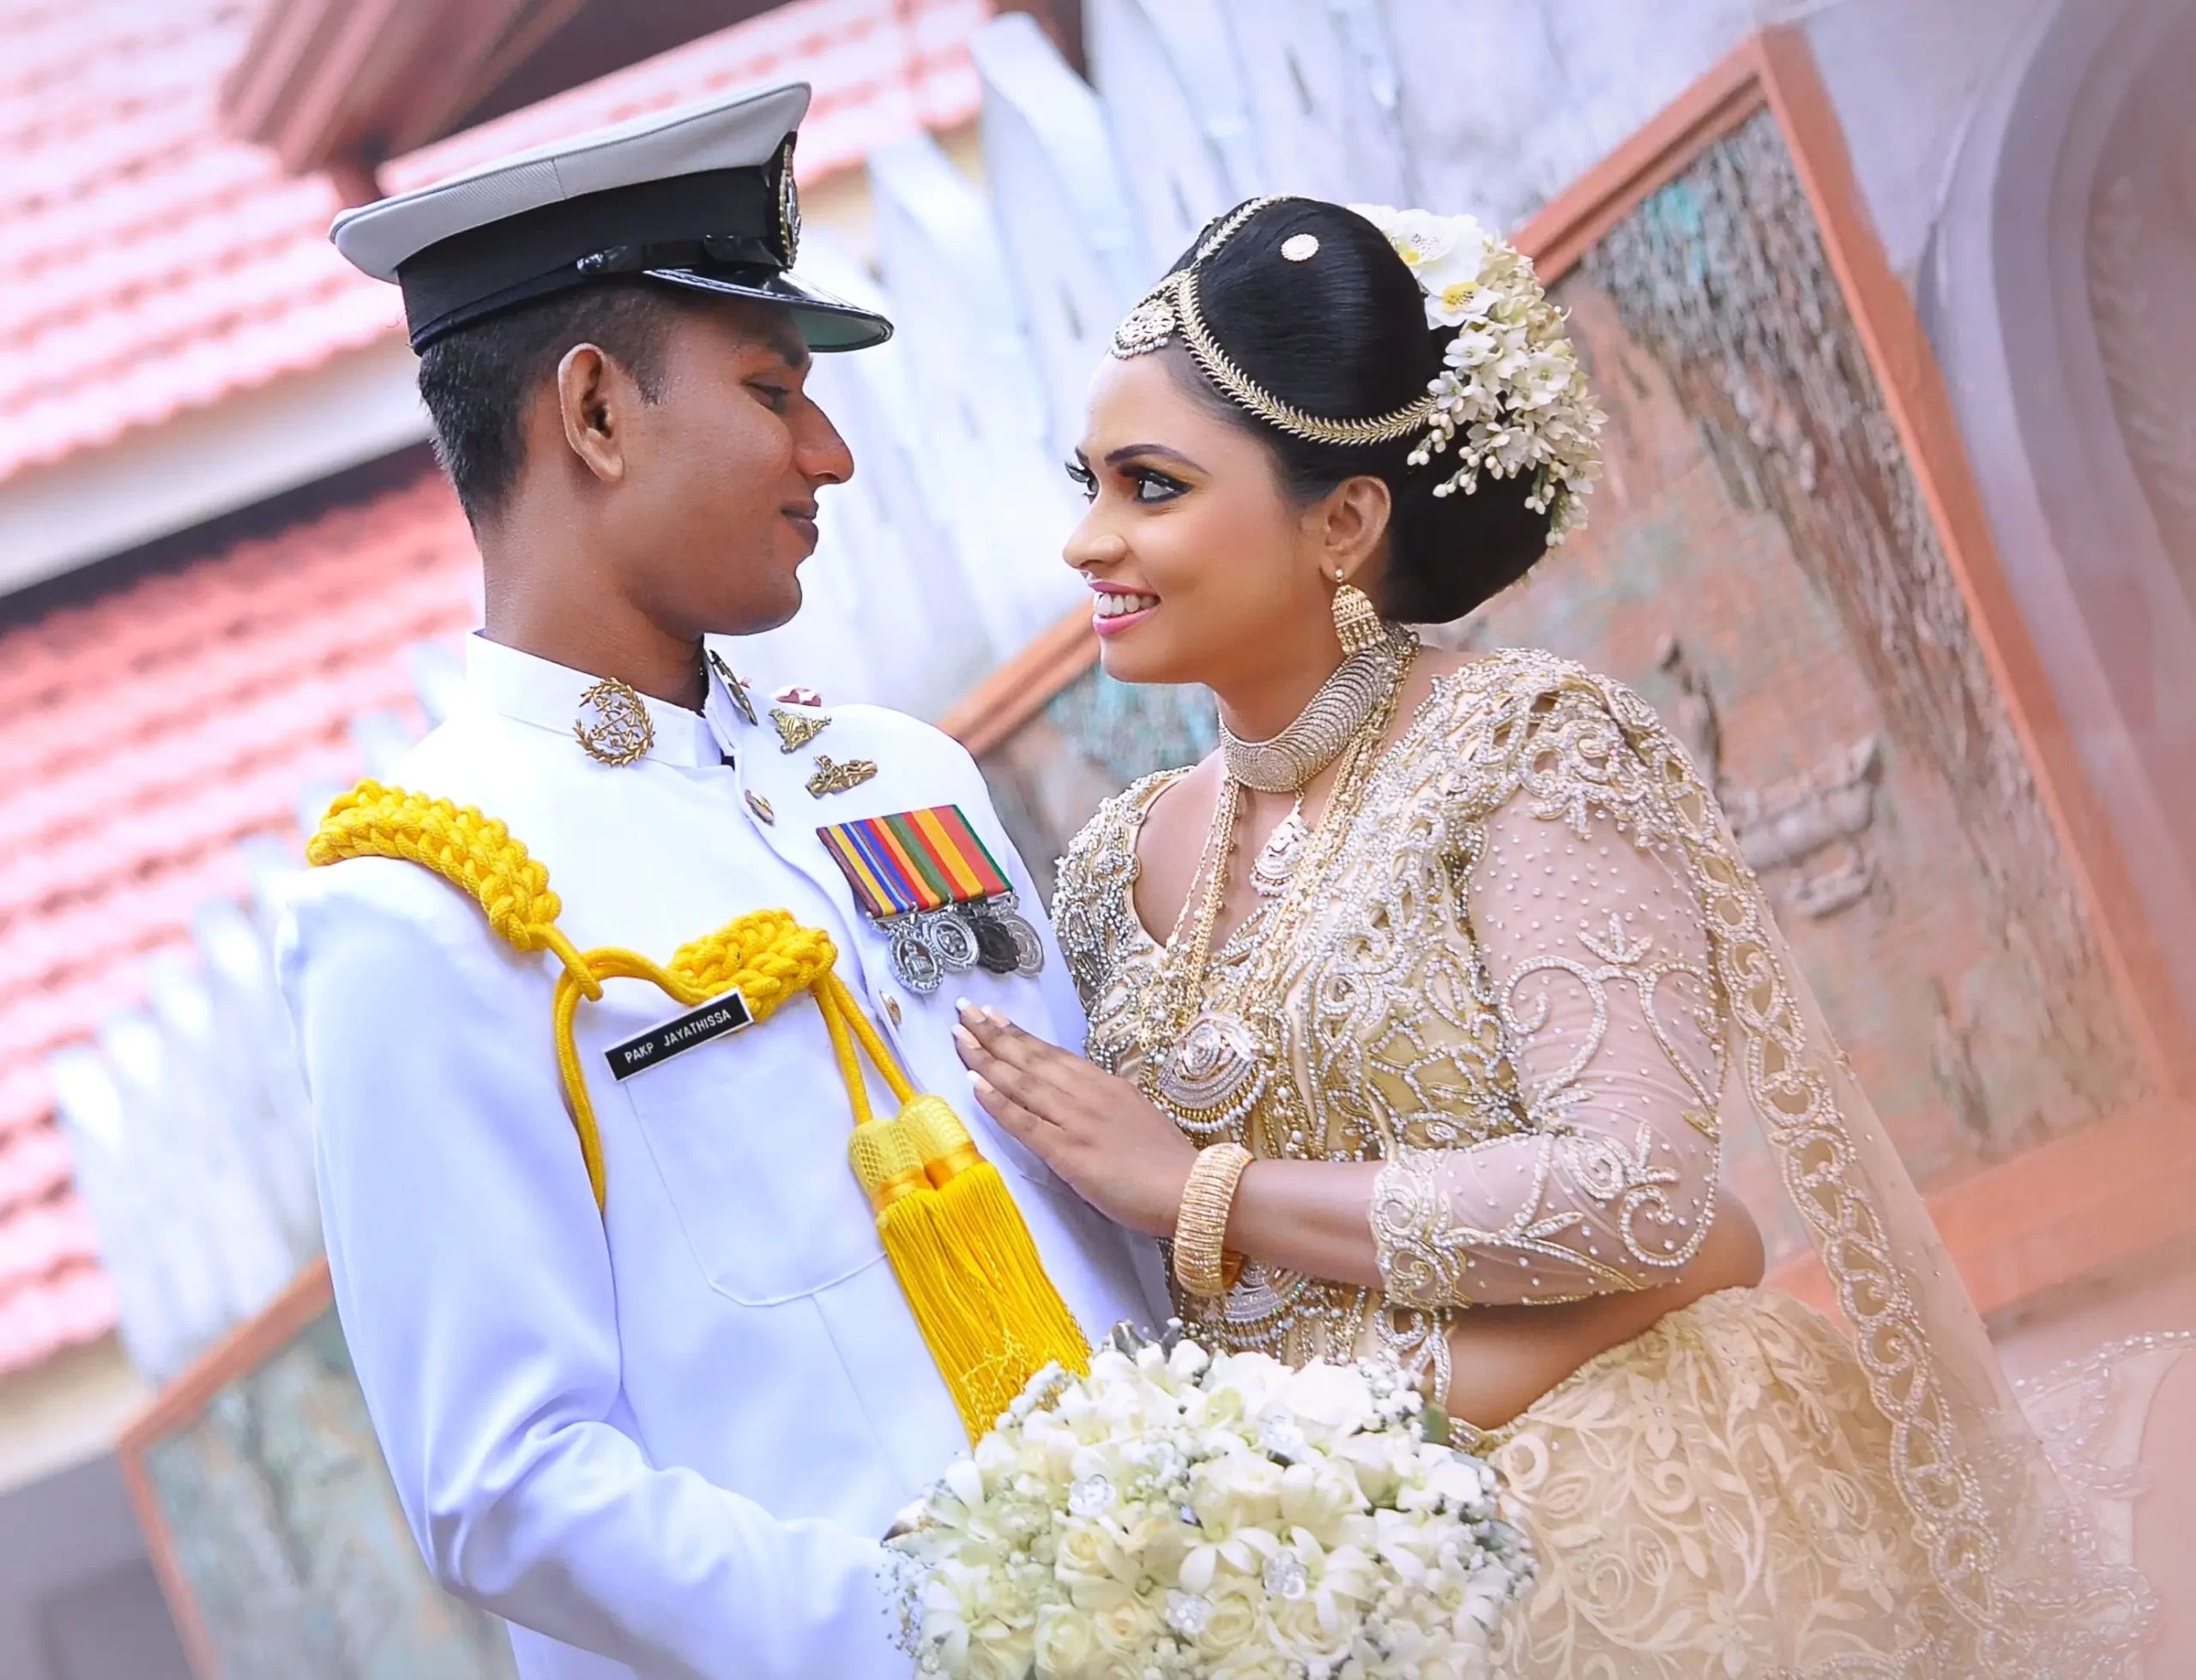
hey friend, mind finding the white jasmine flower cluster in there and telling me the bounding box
[887,1330,1534,1680]
[1348,203,1608,546]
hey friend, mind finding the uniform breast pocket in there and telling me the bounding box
[618,1034,885,1305]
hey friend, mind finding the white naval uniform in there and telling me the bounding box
[278,635,1169,1680]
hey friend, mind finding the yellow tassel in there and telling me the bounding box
[904,1096,1089,1379]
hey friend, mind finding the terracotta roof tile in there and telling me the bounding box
[0,465,476,1372]
[0,1257,116,1376]
[1,0,989,486]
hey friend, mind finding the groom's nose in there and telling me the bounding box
[793,395,854,487]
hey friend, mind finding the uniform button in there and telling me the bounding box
[884,996,903,1027]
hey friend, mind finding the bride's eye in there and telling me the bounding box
[1130,468,1186,504]
[1064,460,1098,502]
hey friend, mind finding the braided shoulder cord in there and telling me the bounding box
[308,781,890,1213]
[309,780,599,991]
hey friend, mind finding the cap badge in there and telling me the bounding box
[805,755,878,798]
[772,708,830,754]
[575,678,654,766]
[817,806,1045,994]
[776,135,802,268]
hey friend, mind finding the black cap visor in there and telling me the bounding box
[644,266,892,352]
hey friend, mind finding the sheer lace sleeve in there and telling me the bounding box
[1370,724,1727,1307]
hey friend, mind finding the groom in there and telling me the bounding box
[281,84,1166,1679]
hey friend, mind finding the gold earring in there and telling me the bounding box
[1331,579,1384,653]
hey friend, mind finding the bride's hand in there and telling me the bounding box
[953,1002,1197,1239]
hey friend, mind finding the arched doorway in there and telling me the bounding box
[1923,0,2196,1030]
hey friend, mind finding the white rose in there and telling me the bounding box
[1089,1592,1163,1655]
[1277,1459,1366,1545]
[1032,1604,1096,1677]
[1191,1452,1286,1535]
[1274,1363,1375,1443]
[1270,1591,1351,1664]
[1054,1518,1114,1586]
[1204,1352,1292,1421]
[1208,1645,1294,1680]
[1194,1585,1264,1659]
[965,1633,1033,1680]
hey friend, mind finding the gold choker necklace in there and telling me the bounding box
[1218,628,1415,792]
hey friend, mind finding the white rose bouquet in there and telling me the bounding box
[886,1327,1534,1680]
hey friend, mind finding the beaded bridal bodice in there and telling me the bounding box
[1053,647,1728,1394]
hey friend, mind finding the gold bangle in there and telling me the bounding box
[1173,1143,1252,1298]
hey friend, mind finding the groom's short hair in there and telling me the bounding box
[415,280,691,526]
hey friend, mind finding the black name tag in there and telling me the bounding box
[605,990,753,1081]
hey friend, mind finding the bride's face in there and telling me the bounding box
[1065,352,1374,689]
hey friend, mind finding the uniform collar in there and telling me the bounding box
[463,634,719,768]
[701,647,763,756]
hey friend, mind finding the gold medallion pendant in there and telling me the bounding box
[574,678,654,766]
[1156,1011,1267,1141]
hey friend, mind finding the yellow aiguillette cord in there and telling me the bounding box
[309,780,1089,1440]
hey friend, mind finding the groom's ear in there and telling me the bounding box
[554,341,634,487]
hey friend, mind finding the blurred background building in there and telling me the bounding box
[1,0,2192,1674]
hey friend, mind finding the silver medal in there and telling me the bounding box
[887,920,944,995]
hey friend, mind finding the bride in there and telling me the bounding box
[950,195,2147,1674]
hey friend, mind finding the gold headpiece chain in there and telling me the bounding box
[1111,196,1440,449]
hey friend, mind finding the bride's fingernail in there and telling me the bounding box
[953,1027,976,1052]
[966,1069,986,1089]
[954,997,978,1020]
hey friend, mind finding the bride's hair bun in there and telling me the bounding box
[1157,198,1584,623]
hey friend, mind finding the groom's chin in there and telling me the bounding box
[714,575,805,639]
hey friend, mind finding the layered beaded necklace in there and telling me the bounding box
[1137,630,1416,1161]
[1132,633,1415,1359]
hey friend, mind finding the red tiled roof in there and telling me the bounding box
[0,468,479,1374]
[1,0,990,487]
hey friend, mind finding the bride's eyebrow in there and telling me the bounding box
[1104,443,1200,471]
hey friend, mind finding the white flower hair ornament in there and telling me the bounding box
[1112,196,1607,546]
[1350,202,1606,544]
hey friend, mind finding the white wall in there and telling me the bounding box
[1804,0,2062,283]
